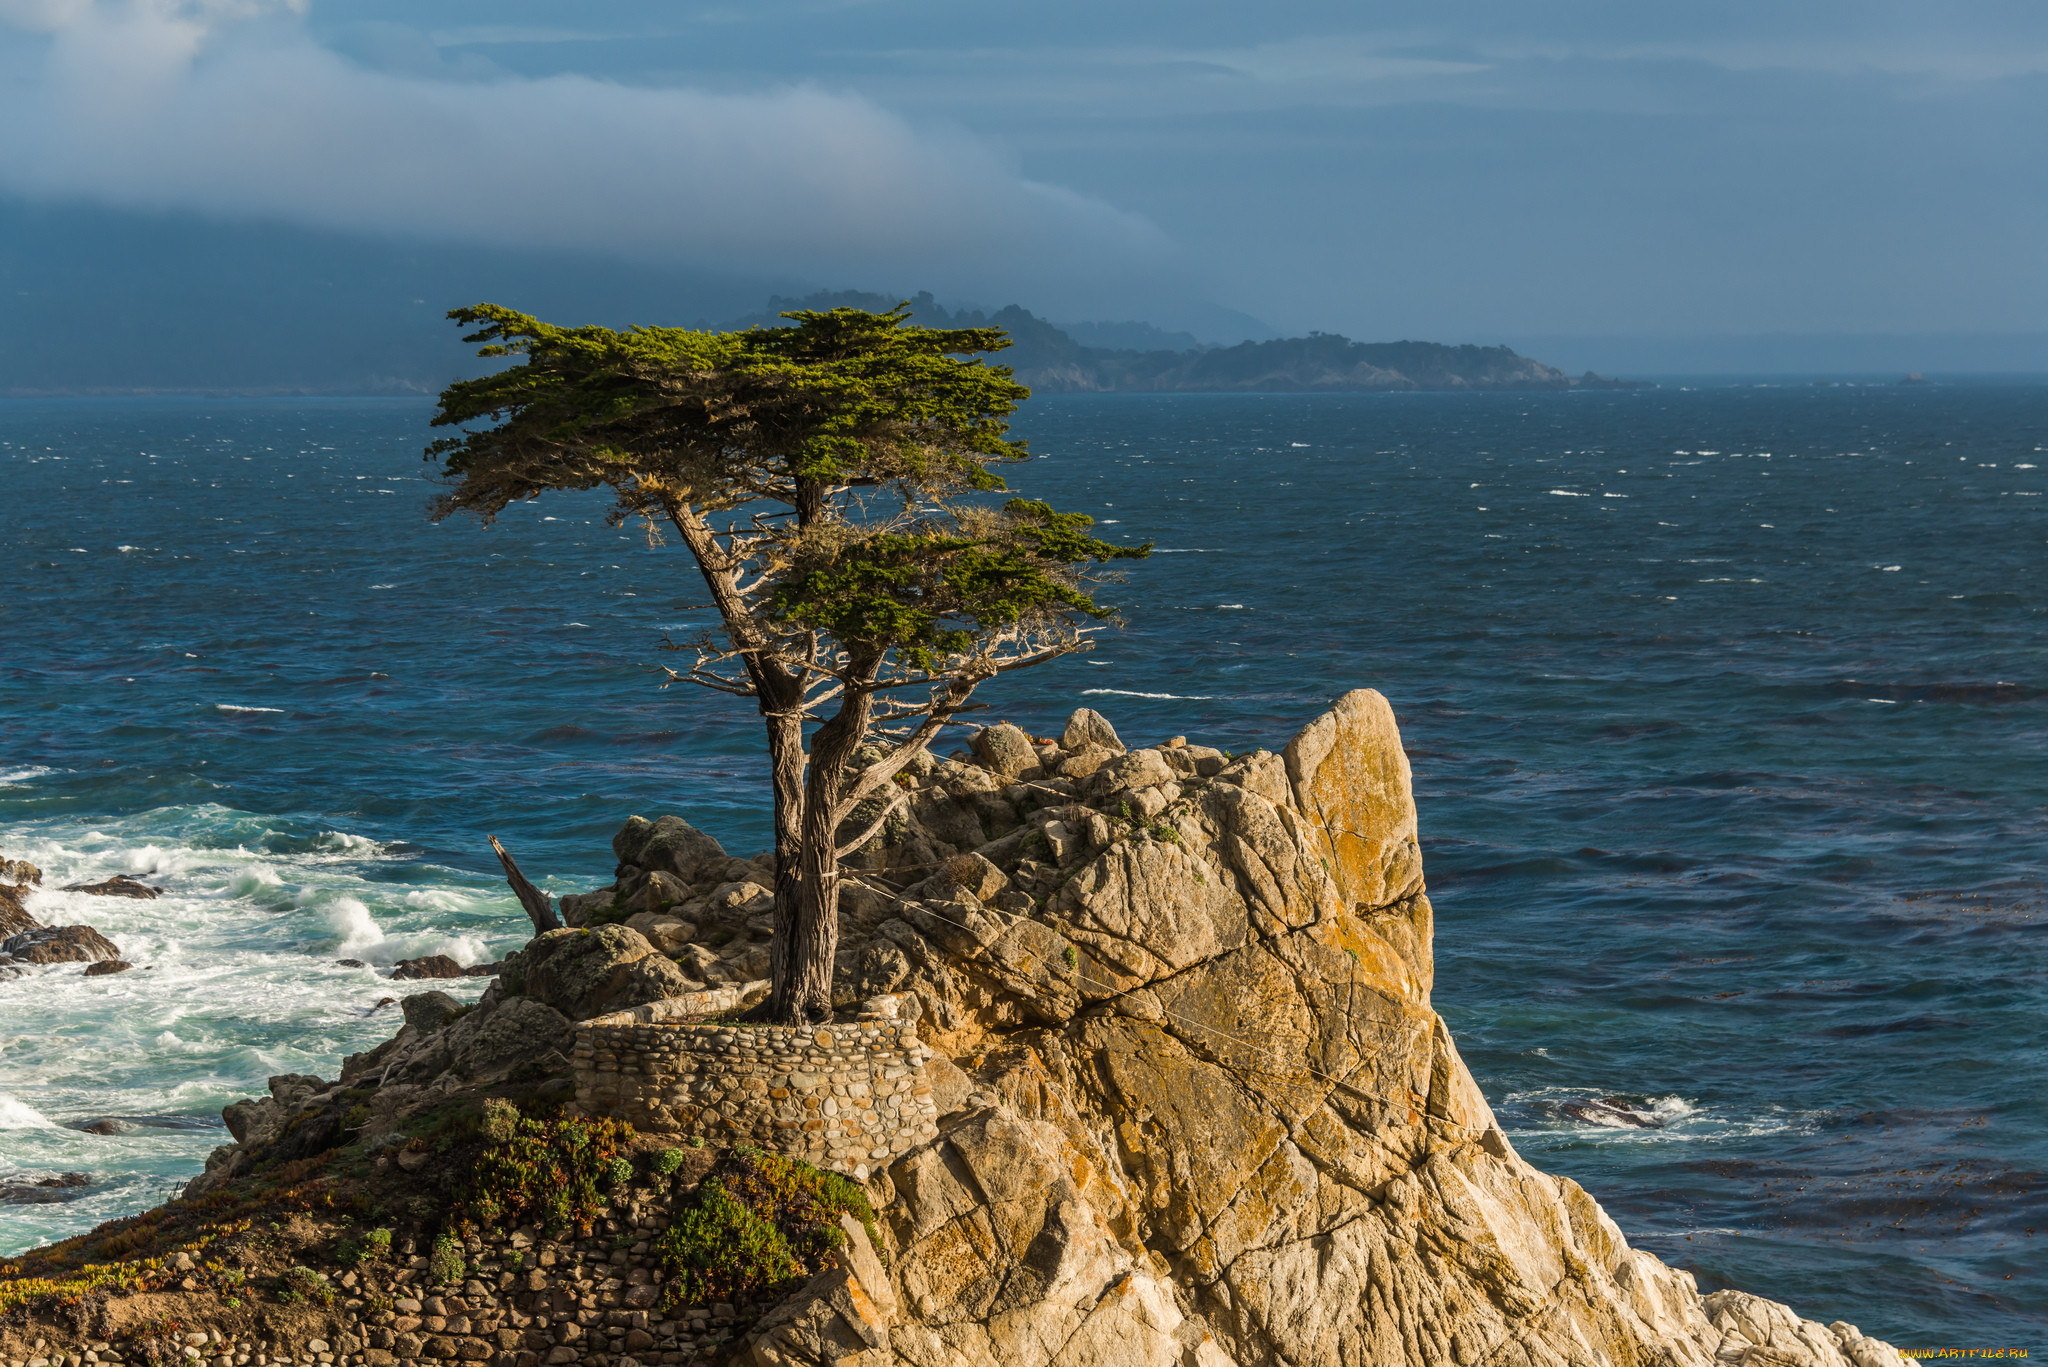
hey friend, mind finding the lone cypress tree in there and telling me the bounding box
[428,303,1147,1022]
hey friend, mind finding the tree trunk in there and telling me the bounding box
[763,697,806,1010]
[773,682,875,1023]
[663,499,812,1010]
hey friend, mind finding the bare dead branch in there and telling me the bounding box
[490,835,564,933]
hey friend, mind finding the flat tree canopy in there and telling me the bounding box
[428,303,1147,1021]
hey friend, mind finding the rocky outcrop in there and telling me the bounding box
[0,922,123,967]
[508,924,699,1022]
[722,690,1911,1367]
[19,691,1906,1367]
[389,953,465,980]
[0,881,37,940]
[61,873,162,898]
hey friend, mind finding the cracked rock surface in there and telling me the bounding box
[738,689,1912,1367]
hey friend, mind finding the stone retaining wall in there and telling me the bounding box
[570,1011,938,1180]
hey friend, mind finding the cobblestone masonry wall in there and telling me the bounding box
[570,1015,939,1180]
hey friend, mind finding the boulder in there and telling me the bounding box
[0,883,40,939]
[557,889,616,927]
[83,960,132,977]
[390,954,465,980]
[516,924,695,1021]
[0,924,122,965]
[399,990,463,1032]
[439,995,575,1081]
[0,856,42,886]
[1056,745,1120,780]
[614,814,727,885]
[703,880,774,922]
[1087,746,1176,800]
[630,869,692,916]
[60,874,161,899]
[1061,707,1125,755]
[972,723,1038,779]
[623,912,697,956]
[0,1173,89,1205]
[1282,687,1422,912]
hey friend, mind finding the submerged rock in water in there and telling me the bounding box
[60,874,162,899]
[1560,1097,1666,1129]
[0,923,122,966]
[0,1172,89,1204]
[389,953,463,980]
[83,959,132,977]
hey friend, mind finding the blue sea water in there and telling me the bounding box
[1,384,2044,1345]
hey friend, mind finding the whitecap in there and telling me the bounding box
[324,897,387,958]
[403,888,473,914]
[213,704,284,715]
[1214,604,1246,610]
[1866,699,1899,705]
[1874,565,1902,572]
[1548,490,1588,497]
[1082,689,1213,700]
[1152,548,1224,553]
[0,766,54,784]
[0,1094,60,1129]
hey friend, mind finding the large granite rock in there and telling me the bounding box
[614,814,728,884]
[742,692,1911,1367]
[511,924,696,1022]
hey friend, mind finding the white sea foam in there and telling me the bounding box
[0,801,525,1252]
[1082,689,1214,700]
[0,766,54,784]
[214,704,284,715]
[0,1094,60,1129]
[1548,490,1588,497]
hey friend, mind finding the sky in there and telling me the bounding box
[2,0,2046,376]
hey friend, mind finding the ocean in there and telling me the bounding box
[1,384,2043,1345]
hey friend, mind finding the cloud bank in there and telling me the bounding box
[0,0,1170,300]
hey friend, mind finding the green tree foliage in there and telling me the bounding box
[428,304,1147,1022]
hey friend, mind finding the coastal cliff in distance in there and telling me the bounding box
[728,291,1636,394]
[0,693,1902,1367]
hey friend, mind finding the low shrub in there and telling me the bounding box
[480,1098,520,1144]
[428,1234,465,1286]
[653,1148,687,1177]
[653,1147,879,1310]
[281,1266,334,1306]
[335,1228,391,1267]
[453,1111,635,1235]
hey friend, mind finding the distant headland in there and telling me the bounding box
[727,290,1640,394]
